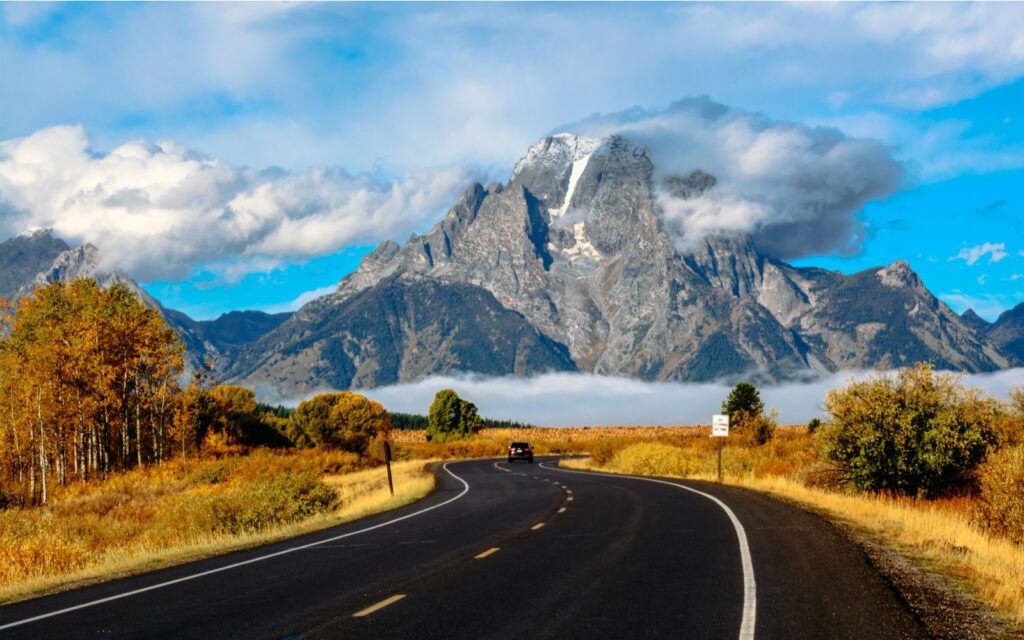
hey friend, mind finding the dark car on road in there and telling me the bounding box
[507,442,534,463]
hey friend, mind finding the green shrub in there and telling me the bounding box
[821,364,1001,496]
[807,418,823,434]
[427,389,483,442]
[975,445,1024,544]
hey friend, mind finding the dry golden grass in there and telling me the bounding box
[561,433,1024,628]
[0,451,436,603]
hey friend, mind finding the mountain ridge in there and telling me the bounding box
[4,133,1019,398]
[0,230,290,367]
[224,133,1017,395]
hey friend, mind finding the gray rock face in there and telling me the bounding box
[0,229,70,301]
[226,274,576,395]
[987,302,1024,361]
[960,309,990,334]
[229,132,1015,394]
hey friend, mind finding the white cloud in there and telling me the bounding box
[561,98,903,260]
[256,284,337,315]
[0,125,477,281]
[950,242,1008,266]
[308,369,1024,427]
[9,4,1024,176]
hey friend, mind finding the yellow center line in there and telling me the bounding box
[531,522,545,530]
[567,496,574,501]
[353,594,406,617]
[558,507,566,513]
[474,547,500,559]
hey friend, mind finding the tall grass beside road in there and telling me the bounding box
[0,449,435,602]
[561,433,1024,628]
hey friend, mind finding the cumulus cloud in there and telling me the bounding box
[950,242,1008,266]
[297,369,1024,427]
[0,125,476,281]
[560,98,904,260]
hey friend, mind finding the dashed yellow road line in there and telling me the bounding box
[567,496,574,501]
[474,547,500,559]
[531,522,545,530]
[558,507,566,513]
[353,594,406,617]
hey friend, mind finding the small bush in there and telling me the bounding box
[608,442,699,477]
[162,471,337,536]
[807,418,823,434]
[976,445,1024,544]
[822,364,1002,496]
[732,409,777,445]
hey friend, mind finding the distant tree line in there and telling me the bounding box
[393,410,535,431]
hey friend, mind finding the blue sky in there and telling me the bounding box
[2,2,1024,321]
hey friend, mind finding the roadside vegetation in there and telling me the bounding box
[562,367,1024,628]
[0,448,434,602]
[0,280,434,602]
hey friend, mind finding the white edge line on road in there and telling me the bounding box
[541,463,756,640]
[0,461,473,632]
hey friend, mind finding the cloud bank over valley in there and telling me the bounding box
[348,368,1024,428]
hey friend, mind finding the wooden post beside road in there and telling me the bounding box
[384,440,394,497]
[717,437,723,482]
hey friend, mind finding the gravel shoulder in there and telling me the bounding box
[762,490,1021,640]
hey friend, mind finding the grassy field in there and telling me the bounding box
[0,449,435,602]
[559,432,1024,629]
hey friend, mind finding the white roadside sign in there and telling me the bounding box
[711,414,730,437]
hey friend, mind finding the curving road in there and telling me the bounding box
[0,458,927,639]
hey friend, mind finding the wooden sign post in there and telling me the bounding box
[711,414,730,482]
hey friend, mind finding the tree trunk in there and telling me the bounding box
[136,401,143,468]
[28,424,36,505]
[37,389,48,507]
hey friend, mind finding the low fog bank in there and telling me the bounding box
[353,368,1024,427]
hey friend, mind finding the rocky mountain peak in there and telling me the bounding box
[960,309,990,334]
[877,259,923,289]
[0,229,71,301]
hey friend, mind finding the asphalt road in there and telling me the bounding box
[0,457,927,639]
